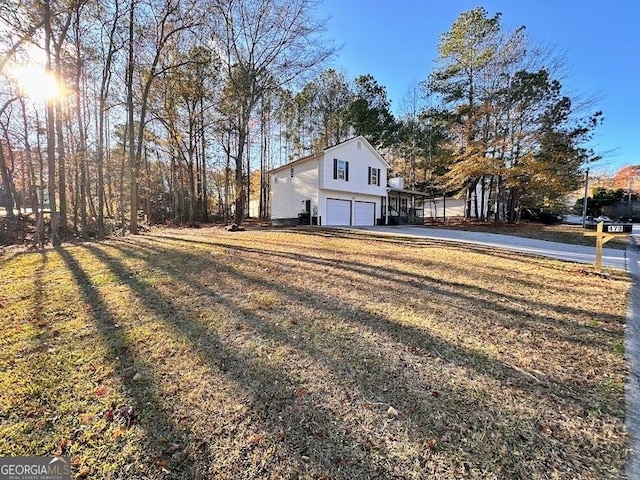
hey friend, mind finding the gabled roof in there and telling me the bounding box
[268,151,323,174]
[269,135,391,173]
[324,135,392,169]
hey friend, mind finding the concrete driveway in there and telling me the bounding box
[353,225,629,270]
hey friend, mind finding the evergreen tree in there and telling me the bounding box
[348,74,397,148]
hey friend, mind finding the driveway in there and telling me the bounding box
[354,225,629,270]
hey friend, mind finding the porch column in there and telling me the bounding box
[385,191,389,225]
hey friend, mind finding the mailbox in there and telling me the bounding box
[585,223,633,233]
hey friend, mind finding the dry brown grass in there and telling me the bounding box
[0,227,630,479]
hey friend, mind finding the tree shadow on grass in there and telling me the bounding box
[18,253,50,357]
[56,247,195,477]
[80,242,396,479]
[168,234,627,425]
[94,239,627,477]
[150,233,625,344]
[132,237,621,402]
[78,236,627,477]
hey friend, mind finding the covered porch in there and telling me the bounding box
[381,183,430,225]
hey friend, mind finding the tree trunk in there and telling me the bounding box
[52,3,74,235]
[74,20,88,239]
[0,142,14,218]
[200,96,208,222]
[127,0,137,234]
[44,0,60,246]
[96,1,120,238]
[55,62,67,235]
[33,109,46,247]
[234,128,246,224]
[480,175,486,222]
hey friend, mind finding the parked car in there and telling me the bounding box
[562,214,584,225]
[520,208,563,225]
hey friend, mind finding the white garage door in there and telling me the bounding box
[354,201,375,226]
[326,199,352,225]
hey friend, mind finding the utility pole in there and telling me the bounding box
[582,167,589,228]
[628,173,633,220]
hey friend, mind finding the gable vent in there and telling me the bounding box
[357,141,362,149]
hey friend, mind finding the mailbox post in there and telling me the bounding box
[583,222,632,272]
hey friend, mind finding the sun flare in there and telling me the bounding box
[11,64,63,101]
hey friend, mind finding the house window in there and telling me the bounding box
[368,167,380,186]
[290,167,294,178]
[333,158,349,181]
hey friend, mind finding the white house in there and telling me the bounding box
[270,136,391,226]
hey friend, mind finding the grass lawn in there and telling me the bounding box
[425,222,630,250]
[0,227,630,479]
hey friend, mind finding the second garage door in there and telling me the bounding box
[354,201,375,226]
[326,199,352,225]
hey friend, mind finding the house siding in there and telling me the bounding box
[425,183,490,219]
[270,158,319,223]
[320,140,388,197]
[425,198,467,218]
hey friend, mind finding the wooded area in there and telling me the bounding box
[0,3,602,245]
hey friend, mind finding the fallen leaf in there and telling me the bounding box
[75,466,93,479]
[163,442,180,454]
[95,387,106,397]
[425,438,437,451]
[387,406,399,418]
[538,424,552,435]
[57,438,70,454]
[79,413,93,424]
[247,433,262,445]
[112,427,125,441]
[115,405,139,427]
[132,372,142,381]
[430,390,439,398]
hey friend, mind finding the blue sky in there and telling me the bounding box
[316,0,640,173]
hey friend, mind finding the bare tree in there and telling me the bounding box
[95,0,123,238]
[43,0,61,245]
[127,0,198,234]
[211,0,334,224]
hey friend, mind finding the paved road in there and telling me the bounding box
[625,240,640,479]
[346,224,639,477]
[354,225,629,270]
